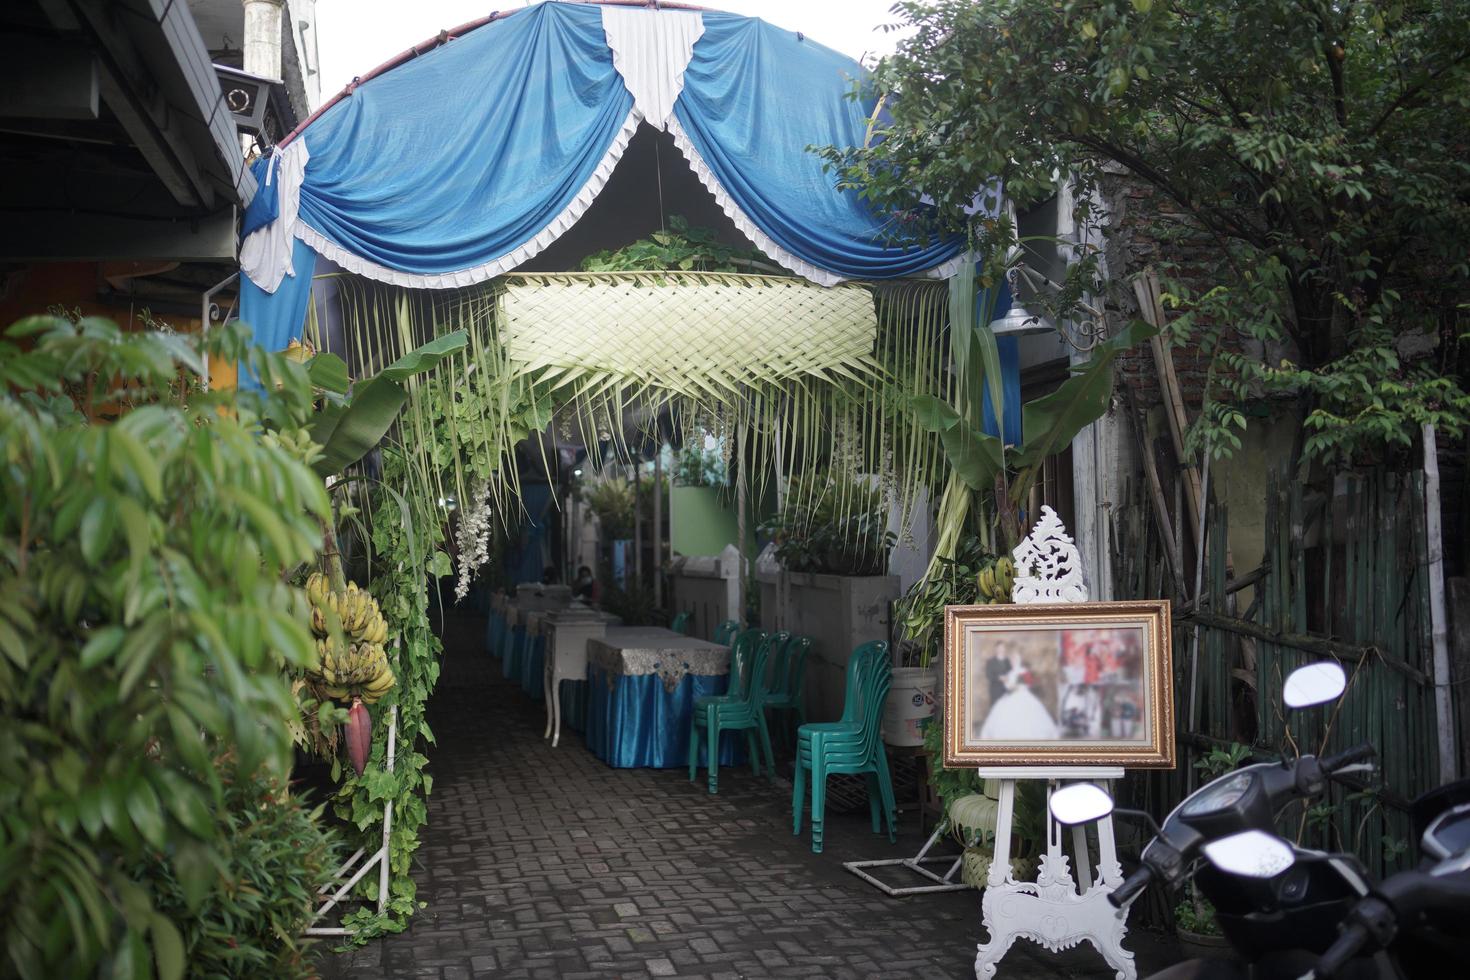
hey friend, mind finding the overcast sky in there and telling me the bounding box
[315,1,910,105]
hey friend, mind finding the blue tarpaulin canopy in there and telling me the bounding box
[238,1,969,352]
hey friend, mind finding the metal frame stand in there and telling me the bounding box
[305,706,397,937]
[843,823,974,896]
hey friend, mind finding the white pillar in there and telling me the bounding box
[241,0,285,157]
[243,0,286,80]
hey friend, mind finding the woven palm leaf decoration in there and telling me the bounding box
[314,270,954,541]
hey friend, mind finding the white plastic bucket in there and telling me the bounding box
[883,667,938,746]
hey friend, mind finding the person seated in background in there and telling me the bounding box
[572,565,596,600]
[540,565,559,586]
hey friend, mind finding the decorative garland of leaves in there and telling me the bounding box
[332,358,559,939]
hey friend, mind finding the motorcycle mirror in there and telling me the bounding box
[1421,802,1470,860]
[1282,661,1347,709]
[1049,783,1114,826]
[1201,830,1296,878]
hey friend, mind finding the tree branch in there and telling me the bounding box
[1368,50,1470,137]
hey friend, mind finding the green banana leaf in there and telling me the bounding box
[307,352,350,396]
[911,395,1005,491]
[947,262,1008,442]
[1007,318,1157,481]
[306,330,469,478]
[378,330,470,382]
[914,318,1156,497]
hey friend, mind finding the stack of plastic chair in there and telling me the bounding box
[792,641,896,854]
[762,634,812,748]
[670,610,691,635]
[688,629,775,793]
[712,619,740,645]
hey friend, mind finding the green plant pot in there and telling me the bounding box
[960,847,1033,888]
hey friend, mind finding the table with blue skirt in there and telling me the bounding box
[584,627,744,769]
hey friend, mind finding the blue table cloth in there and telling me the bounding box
[520,630,546,702]
[559,679,588,734]
[583,628,743,769]
[503,622,527,681]
[486,609,506,659]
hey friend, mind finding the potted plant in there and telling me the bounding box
[889,537,1016,745]
[921,718,1044,885]
[757,472,899,721]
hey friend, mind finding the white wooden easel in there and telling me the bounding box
[973,766,1133,979]
[974,507,1136,979]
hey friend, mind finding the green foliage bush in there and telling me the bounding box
[0,316,332,978]
[580,215,770,273]
[135,754,336,978]
[827,0,1470,465]
[582,474,636,539]
[760,472,894,576]
[673,445,726,487]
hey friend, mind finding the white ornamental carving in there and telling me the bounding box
[974,778,1136,980]
[975,851,1135,980]
[1011,505,1088,604]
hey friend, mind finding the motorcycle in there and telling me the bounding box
[1049,661,1470,980]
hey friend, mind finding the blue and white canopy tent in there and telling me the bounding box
[238,1,1023,428]
[240,1,973,338]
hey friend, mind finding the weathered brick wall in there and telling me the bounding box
[1095,167,1250,411]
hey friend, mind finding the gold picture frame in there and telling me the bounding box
[943,600,1174,768]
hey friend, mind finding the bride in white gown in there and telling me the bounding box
[978,656,1060,741]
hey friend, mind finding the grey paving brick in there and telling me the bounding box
[315,612,1181,979]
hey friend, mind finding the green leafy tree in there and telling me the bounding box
[0,317,333,977]
[580,215,773,273]
[760,471,895,576]
[825,0,1470,464]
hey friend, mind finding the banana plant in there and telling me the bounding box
[912,265,1156,554]
[295,330,468,774]
[303,329,469,479]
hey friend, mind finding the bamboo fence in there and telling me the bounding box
[1111,467,1443,889]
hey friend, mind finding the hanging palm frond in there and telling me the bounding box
[316,269,954,546]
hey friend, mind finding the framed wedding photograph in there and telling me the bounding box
[942,600,1175,768]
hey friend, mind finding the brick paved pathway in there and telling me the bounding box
[319,613,1179,979]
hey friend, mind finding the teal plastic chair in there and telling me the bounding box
[792,641,896,853]
[688,630,775,793]
[713,619,740,645]
[763,634,812,747]
[687,631,764,725]
[670,611,691,635]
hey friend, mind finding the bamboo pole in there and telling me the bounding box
[1422,423,1458,782]
[1188,456,1211,734]
[1133,270,1204,556]
[653,445,664,609]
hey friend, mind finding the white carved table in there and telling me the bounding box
[542,607,613,747]
[973,505,1136,980]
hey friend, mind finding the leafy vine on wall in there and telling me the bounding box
[333,361,559,939]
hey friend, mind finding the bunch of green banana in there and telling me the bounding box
[306,574,389,645]
[314,636,396,703]
[303,571,396,702]
[976,556,1016,603]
